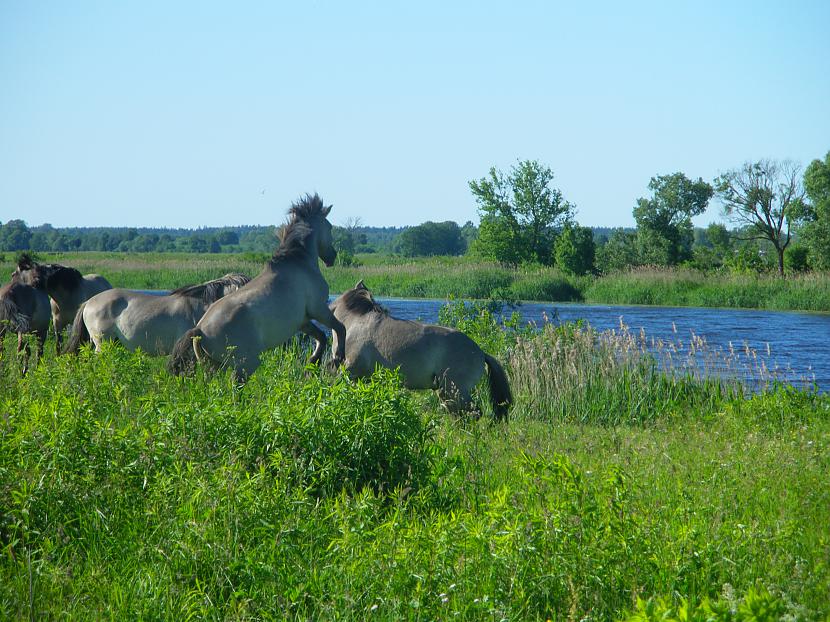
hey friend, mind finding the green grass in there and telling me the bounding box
[1,306,828,620]
[3,252,829,311]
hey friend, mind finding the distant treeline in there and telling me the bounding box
[0,221,406,255]
[0,218,634,262]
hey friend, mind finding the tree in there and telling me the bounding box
[800,151,830,270]
[633,173,713,266]
[0,219,32,251]
[715,160,805,276]
[469,160,573,265]
[554,223,595,275]
[397,221,465,257]
[595,228,638,273]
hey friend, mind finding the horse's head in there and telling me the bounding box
[11,253,45,288]
[314,204,336,267]
[286,194,336,267]
[330,280,384,320]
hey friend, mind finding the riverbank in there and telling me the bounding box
[3,252,830,312]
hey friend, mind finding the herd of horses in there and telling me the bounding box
[0,194,512,419]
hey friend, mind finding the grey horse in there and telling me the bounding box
[329,281,512,420]
[63,273,251,355]
[0,278,52,374]
[168,193,346,382]
[12,253,112,353]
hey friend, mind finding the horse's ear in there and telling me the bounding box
[355,279,367,290]
[322,204,332,217]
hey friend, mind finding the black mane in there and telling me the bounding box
[14,255,83,291]
[338,287,387,316]
[170,273,250,304]
[269,193,330,265]
[45,265,83,291]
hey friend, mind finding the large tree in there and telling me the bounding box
[633,173,713,266]
[715,159,805,276]
[800,151,830,270]
[469,160,573,265]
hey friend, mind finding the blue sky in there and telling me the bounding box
[1,1,828,229]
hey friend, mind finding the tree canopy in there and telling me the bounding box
[800,151,830,270]
[715,159,805,276]
[396,221,466,257]
[633,173,713,266]
[469,160,573,265]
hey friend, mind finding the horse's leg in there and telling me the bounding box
[51,302,62,355]
[306,304,346,368]
[35,328,47,368]
[299,321,327,365]
[436,372,480,420]
[17,333,30,375]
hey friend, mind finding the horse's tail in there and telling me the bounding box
[0,296,29,335]
[168,327,203,376]
[484,353,512,421]
[63,302,89,354]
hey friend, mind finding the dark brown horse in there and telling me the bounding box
[12,253,112,352]
[0,279,51,374]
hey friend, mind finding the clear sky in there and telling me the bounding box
[1,1,829,229]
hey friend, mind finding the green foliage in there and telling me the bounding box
[554,222,596,275]
[623,585,789,622]
[0,327,829,620]
[784,243,809,272]
[597,228,640,273]
[584,266,830,311]
[715,160,806,276]
[396,220,466,257]
[469,159,574,265]
[800,151,830,270]
[633,172,713,266]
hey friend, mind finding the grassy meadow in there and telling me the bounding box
[1,295,828,620]
[2,252,830,311]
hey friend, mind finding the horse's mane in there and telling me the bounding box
[339,287,387,316]
[170,273,251,304]
[269,193,331,265]
[288,193,328,222]
[45,265,83,291]
[270,221,313,263]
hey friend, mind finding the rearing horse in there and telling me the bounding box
[12,254,112,353]
[168,194,346,382]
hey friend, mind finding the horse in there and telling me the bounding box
[63,273,251,355]
[168,193,346,382]
[12,253,112,353]
[329,281,512,420]
[0,279,52,374]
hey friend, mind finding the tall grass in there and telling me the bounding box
[586,266,830,311]
[3,253,830,310]
[1,313,828,619]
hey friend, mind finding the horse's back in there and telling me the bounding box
[197,267,318,357]
[349,315,484,389]
[86,289,200,353]
[84,274,113,296]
